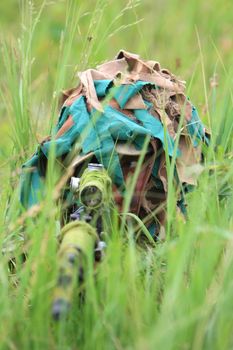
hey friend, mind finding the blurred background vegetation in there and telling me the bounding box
[0,1,233,349]
[0,0,232,147]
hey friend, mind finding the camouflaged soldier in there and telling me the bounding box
[20,50,209,239]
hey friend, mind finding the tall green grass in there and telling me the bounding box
[0,0,233,349]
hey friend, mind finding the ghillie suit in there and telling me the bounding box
[20,50,209,239]
[20,50,210,318]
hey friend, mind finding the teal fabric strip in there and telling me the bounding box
[20,165,44,208]
[22,153,39,168]
[148,222,157,237]
[91,106,150,185]
[93,79,151,107]
[55,105,71,134]
[94,79,113,97]
[187,106,209,146]
[93,105,151,185]
[90,108,124,185]
[69,96,99,153]
[111,80,151,108]
[41,96,98,157]
[21,96,93,208]
[152,155,161,177]
[104,105,150,140]
[134,108,178,157]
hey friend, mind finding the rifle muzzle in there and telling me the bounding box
[52,221,98,320]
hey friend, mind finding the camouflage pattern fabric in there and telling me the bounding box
[20,50,209,239]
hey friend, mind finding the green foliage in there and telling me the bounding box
[0,0,233,349]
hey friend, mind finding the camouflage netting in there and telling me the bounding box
[20,50,209,239]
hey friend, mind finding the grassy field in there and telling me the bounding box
[0,0,233,349]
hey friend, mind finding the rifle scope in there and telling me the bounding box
[79,164,112,209]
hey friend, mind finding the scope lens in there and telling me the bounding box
[80,185,103,208]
